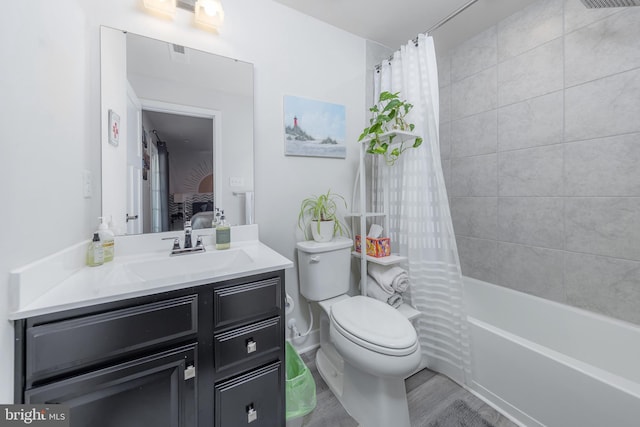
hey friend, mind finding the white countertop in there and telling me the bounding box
[9,225,293,320]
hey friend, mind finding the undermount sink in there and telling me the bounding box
[125,248,254,282]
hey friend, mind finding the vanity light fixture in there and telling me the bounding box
[142,0,177,16]
[143,0,224,31]
[194,0,225,30]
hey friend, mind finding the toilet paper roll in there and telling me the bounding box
[285,293,295,315]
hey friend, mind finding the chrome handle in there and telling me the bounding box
[246,338,257,354]
[184,365,196,380]
[126,214,139,222]
[247,404,257,423]
[162,237,181,251]
[310,255,320,263]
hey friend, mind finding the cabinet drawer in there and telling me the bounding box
[214,317,281,372]
[26,295,198,383]
[213,277,280,328]
[214,362,282,427]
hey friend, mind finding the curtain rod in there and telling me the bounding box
[375,0,479,71]
[424,0,479,36]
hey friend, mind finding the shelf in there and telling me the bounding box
[359,130,421,146]
[351,251,407,266]
[345,212,386,218]
[397,303,421,322]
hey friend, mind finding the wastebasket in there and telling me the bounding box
[285,341,317,427]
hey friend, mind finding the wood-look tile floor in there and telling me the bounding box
[299,349,518,427]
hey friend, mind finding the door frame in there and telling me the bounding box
[140,99,222,216]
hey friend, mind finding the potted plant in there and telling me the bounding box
[298,189,349,242]
[358,91,423,165]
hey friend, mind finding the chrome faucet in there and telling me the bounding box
[162,223,206,256]
[184,220,193,249]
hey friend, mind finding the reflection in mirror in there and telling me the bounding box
[100,27,254,235]
[141,110,214,233]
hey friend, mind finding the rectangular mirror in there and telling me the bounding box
[100,26,254,235]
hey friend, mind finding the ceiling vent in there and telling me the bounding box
[169,43,190,64]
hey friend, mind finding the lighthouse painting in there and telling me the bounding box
[284,95,346,158]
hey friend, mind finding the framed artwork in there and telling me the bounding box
[284,95,346,159]
[108,109,120,146]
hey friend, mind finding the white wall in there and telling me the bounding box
[0,0,365,403]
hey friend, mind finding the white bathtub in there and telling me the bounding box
[464,276,640,427]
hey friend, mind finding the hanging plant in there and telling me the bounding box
[358,91,423,165]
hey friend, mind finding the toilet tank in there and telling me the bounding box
[296,237,353,301]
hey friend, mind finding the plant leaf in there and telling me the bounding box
[413,137,423,148]
[379,91,399,101]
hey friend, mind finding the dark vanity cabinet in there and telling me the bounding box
[14,270,286,427]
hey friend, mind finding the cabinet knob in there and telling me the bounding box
[246,339,257,354]
[247,403,257,423]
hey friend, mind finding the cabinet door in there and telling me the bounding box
[214,362,282,427]
[25,344,197,427]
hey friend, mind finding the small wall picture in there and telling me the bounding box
[284,95,346,159]
[108,109,120,146]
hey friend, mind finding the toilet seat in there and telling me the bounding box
[330,296,418,357]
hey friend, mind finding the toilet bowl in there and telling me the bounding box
[296,238,421,427]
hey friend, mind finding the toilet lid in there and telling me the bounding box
[330,296,418,356]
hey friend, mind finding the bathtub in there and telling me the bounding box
[463,276,640,427]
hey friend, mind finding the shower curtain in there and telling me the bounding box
[373,34,471,385]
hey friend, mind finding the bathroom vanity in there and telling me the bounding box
[10,225,292,427]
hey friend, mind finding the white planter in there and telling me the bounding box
[310,220,335,243]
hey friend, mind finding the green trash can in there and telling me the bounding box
[285,341,317,426]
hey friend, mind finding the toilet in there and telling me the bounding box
[296,237,421,427]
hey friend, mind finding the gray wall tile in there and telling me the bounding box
[565,68,640,142]
[451,197,498,239]
[451,26,497,83]
[439,121,451,160]
[498,145,564,196]
[498,0,563,61]
[564,0,620,34]
[451,154,497,196]
[438,0,640,326]
[497,242,566,302]
[565,9,640,87]
[440,84,451,124]
[498,38,563,106]
[564,133,640,196]
[498,91,564,151]
[456,236,498,284]
[437,52,452,88]
[565,198,640,261]
[565,252,640,324]
[451,67,497,120]
[498,197,564,249]
[451,110,497,158]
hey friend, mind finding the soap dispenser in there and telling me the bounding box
[98,217,115,262]
[216,213,231,250]
[86,233,104,267]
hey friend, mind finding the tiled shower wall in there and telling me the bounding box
[437,0,640,325]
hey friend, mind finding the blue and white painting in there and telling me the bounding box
[284,95,346,159]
